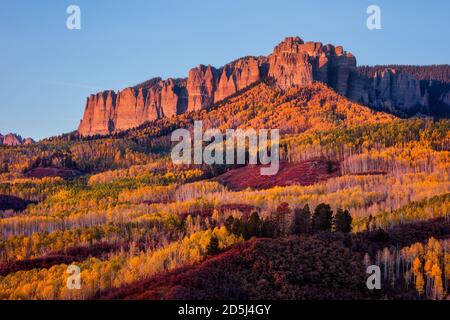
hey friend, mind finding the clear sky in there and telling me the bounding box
[0,0,449,140]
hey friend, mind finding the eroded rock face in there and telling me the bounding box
[348,68,428,113]
[268,37,313,89]
[78,91,117,136]
[2,133,23,146]
[187,65,219,112]
[215,57,264,102]
[370,69,426,111]
[78,78,188,135]
[267,37,358,96]
[77,36,434,136]
[0,134,35,146]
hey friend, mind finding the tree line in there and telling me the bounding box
[220,202,352,241]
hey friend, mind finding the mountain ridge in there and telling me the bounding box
[78,36,448,136]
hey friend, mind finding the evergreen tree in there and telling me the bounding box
[292,204,311,234]
[247,212,262,239]
[224,216,234,233]
[206,235,220,256]
[261,218,276,238]
[312,203,333,232]
[231,218,243,237]
[334,208,352,233]
[274,202,292,236]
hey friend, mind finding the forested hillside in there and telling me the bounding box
[0,78,449,300]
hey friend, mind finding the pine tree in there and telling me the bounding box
[292,204,311,234]
[231,218,243,237]
[224,216,234,233]
[312,203,333,232]
[334,208,352,233]
[246,212,262,239]
[206,235,220,256]
[274,202,292,236]
[261,218,276,238]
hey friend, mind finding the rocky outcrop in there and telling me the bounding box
[77,36,441,136]
[2,133,22,146]
[215,57,263,102]
[77,91,116,136]
[348,68,428,113]
[0,133,35,146]
[186,65,219,112]
[185,57,266,112]
[78,78,189,135]
[267,37,313,89]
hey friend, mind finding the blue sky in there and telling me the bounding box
[0,0,449,140]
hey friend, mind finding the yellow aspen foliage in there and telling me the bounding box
[445,253,450,282]
[0,227,241,300]
[430,264,445,300]
[415,273,425,296]
[424,259,433,277]
[412,257,422,275]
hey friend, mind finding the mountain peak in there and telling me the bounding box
[274,36,305,51]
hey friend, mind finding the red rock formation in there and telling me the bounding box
[78,91,117,136]
[77,36,429,136]
[160,79,181,117]
[0,134,35,146]
[2,133,23,146]
[186,65,219,112]
[215,57,264,102]
[114,87,140,131]
[78,78,189,135]
[267,37,357,95]
[268,37,313,89]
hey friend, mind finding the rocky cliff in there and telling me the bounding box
[349,68,428,113]
[78,36,443,136]
[0,133,35,146]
